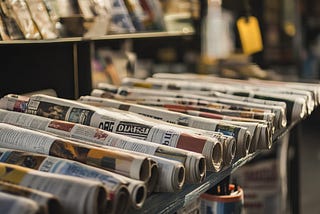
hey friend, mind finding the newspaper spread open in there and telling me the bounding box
[0,94,222,172]
[0,122,152,181]
[0,109,205,184]
[0,162,108,214]
[0,192,40,214]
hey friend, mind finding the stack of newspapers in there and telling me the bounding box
[0,73,318,214]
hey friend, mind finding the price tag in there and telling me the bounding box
[237,16,263,55]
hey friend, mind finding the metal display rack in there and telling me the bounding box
[131,121,300,214]
[133,154,256,214]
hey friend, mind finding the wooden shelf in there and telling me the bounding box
[0,30,195,45]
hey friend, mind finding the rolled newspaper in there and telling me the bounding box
[0,94,221,172]
[106,86,287,131]
[0,180,62,214]
[0,192,40,214]
[139,77,301,117]
[97,83,277,119]
[92,105,223,172]
[117,96,278,135]
[149,74,310,124]
[249,79,320,106]
[170,106,275,129]
[223,90,307,124]
[67,138,185,193]
[0,162,108,214]
[0,148,134,213]
[209,133,236,168]
[245,86,314,114]
[221,120,272,152]
[91,88,217,107]
[120,78,286,114]
[0,122,152,182]
[117,95,276,125]
[166,104,277,132]
[168,107,274,148]
[78,96,248,159]
[81,95,270,130]
[0,109,203,184]
[54,135,182,194]
[87,89,255,155]
[152,72,316,96]
[79,96,270,156]
[148,75,313,116]
[150,156,185,192]
[78,96,248,160]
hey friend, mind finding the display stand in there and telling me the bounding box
[131,121,300,213]
[287,124,301,214]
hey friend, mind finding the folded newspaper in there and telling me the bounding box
[109,80,285,129]
[97,84,283,132]
[0,192,40,214]
[150,73,318,123]
[0,148,136,213]
[85,90,251,159]
[0,162,108,214]
[79,95,272,152]
[0,94,223,172]
[0,108,204,184]
[96,92,277,128]
[0,122,152,182]
[142,76,313,116]
[78,96,243,163]
[0,180,62,214]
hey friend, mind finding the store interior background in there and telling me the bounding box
[0,0,320,213]
[217,1,320,214]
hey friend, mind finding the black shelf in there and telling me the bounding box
[0,30,196,100]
